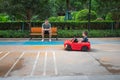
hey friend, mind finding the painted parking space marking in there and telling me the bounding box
[0,52,10,61]
[0,50,109,77]
[30,51,45,76]
[4,52,25,77]
[30,51,40,76]
[43,51,47,76]
[0,51,22,77]
[0,50,113,77]
[53,51,58,75]
[0,49,118,77]
[5,51,39,77]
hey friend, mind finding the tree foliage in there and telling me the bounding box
[76,9,97,21]
[0,0,52,21]
[0,0,120,21]
[95,0,120,18]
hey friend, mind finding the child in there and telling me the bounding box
[81,31,88,42]
[72,31,88,42]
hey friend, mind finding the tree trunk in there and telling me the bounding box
[26,8,31,21]
[66,0,70,10]
[115,21,119,29]
[26,8,31,31]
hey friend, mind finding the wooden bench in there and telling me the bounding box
[30,27,58,40]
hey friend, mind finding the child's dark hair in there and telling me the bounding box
[83,31,88,36]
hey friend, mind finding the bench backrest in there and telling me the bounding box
[31,27,42,33]
[51,27,57,33]
[31,27,57,33]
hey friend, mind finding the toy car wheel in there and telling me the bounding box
[81,46,88,51]
[65,44,72,51]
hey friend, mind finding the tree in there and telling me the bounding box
[69,0,88,11]
[95,0,120,29]
[54,0,66,16]
[95,0,120,17]
[76,9,97,21]
[0,0,53,21]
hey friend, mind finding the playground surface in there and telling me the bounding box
[0,38,120,80]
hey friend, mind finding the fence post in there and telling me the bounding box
[88,0,91,31]
[111,22,114,32]
[22,22,24,31]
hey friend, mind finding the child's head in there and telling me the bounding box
[82,31,88,37]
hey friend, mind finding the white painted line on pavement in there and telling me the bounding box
[4,52,25,77]
[53,51,58,75]
[0,52,10,61]
[43,51,47,76]
[30,51,40,76]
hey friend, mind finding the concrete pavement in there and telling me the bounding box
[0,38,120,80]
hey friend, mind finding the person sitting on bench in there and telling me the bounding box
[42,19,51,42]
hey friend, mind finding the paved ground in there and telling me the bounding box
[0,38,120,80]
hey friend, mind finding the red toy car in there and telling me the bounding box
[64,39,91,51]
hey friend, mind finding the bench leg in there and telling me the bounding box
[29,36,32,40]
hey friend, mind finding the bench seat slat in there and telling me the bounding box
[30,33,42,35]
[52,33,57,35]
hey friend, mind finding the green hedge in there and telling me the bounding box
[105,13,113,20]
[0,30,120,38]
[76,9,97,21]
[58,30,120,38]
[0,30,29,38]
[0,21,119,30]
[0,13,10,22]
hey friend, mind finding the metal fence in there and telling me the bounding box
[0,21,119,31]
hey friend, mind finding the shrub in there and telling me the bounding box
[76,9,97,21]
[0,30,29,38]
[0,21,119,30]
[0,29,120,38]
[58,30,120,38]
[57,16,65,22]
[58,30,83,38]
[49,16,65,22]
[105,13,112,20]
[49,17,57,22]
[0,14,10,22]
[71,11,79,20]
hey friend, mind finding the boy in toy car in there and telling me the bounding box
[81,31,88,42]
[73,31,88,42]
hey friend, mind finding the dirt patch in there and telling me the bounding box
[0,64,12,77]
[0,58,24,77]
[12,58,24,70]
[7,58,24,77]
[0,52,22,77]
[101,63,120,74]
[95,58,120,74]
